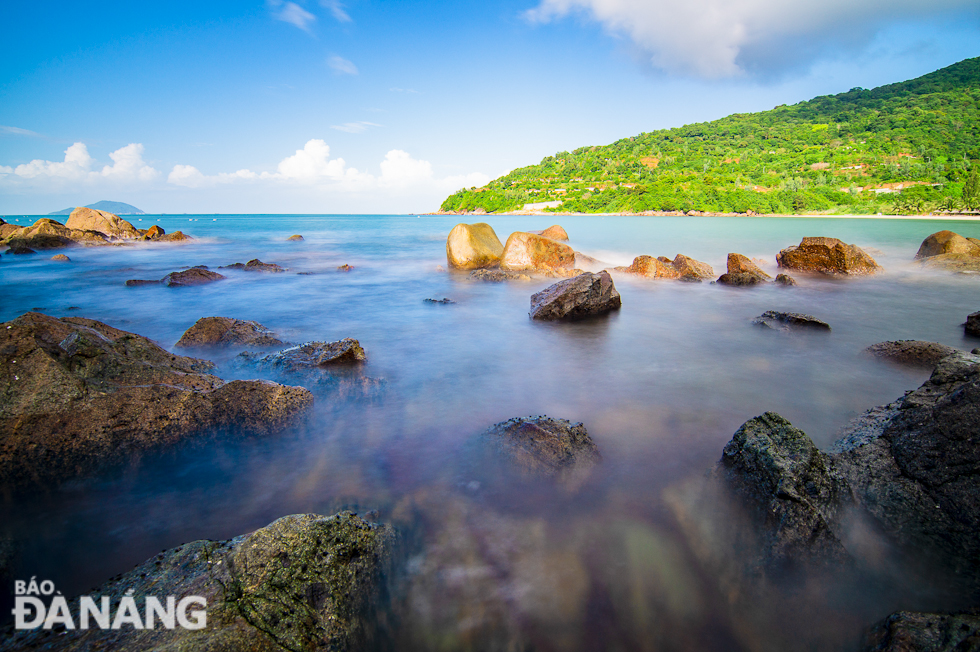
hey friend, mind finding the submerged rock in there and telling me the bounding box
[446,222,505,270]
[139,224,165,240]
[287,234,304,241]
[423,297,456,304]
[776,237,882,275]
[500,231,576,273]
[865,340,960,368]
[966,311,980,337]
[717,272,766,287]
[861,609,980,652]
[243,340,366,370]
[174,316,288,349]
[0,312,313,489]
[50,253,71,262]
[529,271,622,321]
[221,259,286,273]
[773,273,797,286]
[0,512,394,652]
[717,253,773,287]
[478,415,601,486]
[752,310,831,331]
[469,269,531,282]
[615,255,680,279]
[5,246,36,255]
[238,340,382,401]
[162,267,226,287]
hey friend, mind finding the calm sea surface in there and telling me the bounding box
[2,213,979,649]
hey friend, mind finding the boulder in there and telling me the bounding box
[337,264,354,272]
[162,267,226,287]
[50,254,70,262]
[125,278,162,286]
[65,206,141,240]
[0,219,23,240]
[221,259,286,273]
[423,298,456,304]
[242,340,367,371]
[0,512,394,652]
[287,234,304,241]
[478,416,601,485]
[776,237,882,275]
[615,255,680,279]
[727,253,771,279]
[915,230,980,259]
[774,273,797,286]
[529,271,622,321]
[160,230,192,242]
[5,247,36,255]
[446,222,504,270]
[174,317,288,349]
[672,254,714,280]
[865,340,960,368]
[238,341,382,401]
[538,224,569,240]
[967,312,980,338]
[717,272,767,287]
[719,412,852,572]
[752,311,831,331]
[861,610,980,652]
[0,312,313,489]
[500,231,576,272]
[139,224,165,240]
[2,218,76,250]
[469,269,531,282]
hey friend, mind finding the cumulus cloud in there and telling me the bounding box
[2,142,159,183]
[525,0,978,78]
[10,142,94,180]
[268,0,316,32]
[99,143,159,181]
[327,55,358,75]
[167,165,257,188]
[330,121,382,134]
[320,0,351,22]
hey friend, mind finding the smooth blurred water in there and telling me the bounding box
[2,213,979,649]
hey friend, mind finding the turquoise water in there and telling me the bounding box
[2,213,979,649]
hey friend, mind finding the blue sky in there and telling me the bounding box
[1,0,978,214]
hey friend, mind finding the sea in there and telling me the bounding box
[1,213,979,650]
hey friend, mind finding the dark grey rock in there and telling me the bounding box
[162,267,226,287]
[717,272,767,286]
[752,310,831,331]
[865,340,960,368]
[861,609,980,652]
[774,273,798,286]
[479,415,601,485]
[424,298,456,304]
[221,259,286,273]
[967,311,980,337]
[529,271,621,321]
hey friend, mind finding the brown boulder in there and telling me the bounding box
[65,206,141,240]
[865,340,960,368]
[500,231,576,272]
[140,224,166,240]
[160,230,192,242]
[914,230,980,259]
[966,312,980,338]
[672,254,714,280]
[50,254,71,262]
[529,271,621,321]
[727,253,772,278]
[174,317,288,349]
[0,312,313,489]
[221,259,286,273]
[0,220,23,240]
[3,218,76,250]
[538,224,569,240]
[479,416,601,486]
[776,237,882,275]
[774,273,798,286]
[162,267,226,287]
[287,234,304,241]
[917,253,980,273]
[446,222,504,269]
[615,255,680,279]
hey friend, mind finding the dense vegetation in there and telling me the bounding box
[441,58,980,215]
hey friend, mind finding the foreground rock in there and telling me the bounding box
[1,217,108,250]
[221,259,286,273]
[966,311,980,337]
[446,222,504,269]
[529,271,621,321]
[776,237,882,275]
[752,311,831,331]
[126,267,226,287]
[0,312,313,489]
[478,416,601,487]
[865,340,960,368]
[615,253,714,281]
[915,230,980,259]
[500,231,576,273]
[174,317,288,349]
[861,609,980,652]
[0,512,394,652]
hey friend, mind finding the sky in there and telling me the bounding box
[1,0,978,214]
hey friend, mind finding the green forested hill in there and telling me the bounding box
[441,57,980,215]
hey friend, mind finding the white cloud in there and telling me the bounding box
[12,142,94,179]
[320,0,351,22]
[379,150,433,188]
[1,125,41,137]
[99,143,159,181]
[167,165,257,188]
[330,121,382,134]
[525,0,979,78]
[269,0,316,32]
[327,55,358,75]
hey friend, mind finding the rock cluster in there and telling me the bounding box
[174,317,288,349]
[776,237,882,275]
[529,271,622,321]
[0,209,192,251]
[615,253,714,281]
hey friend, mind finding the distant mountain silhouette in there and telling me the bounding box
[49,200,146,216]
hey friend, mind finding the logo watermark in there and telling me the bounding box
[12,577,206,630]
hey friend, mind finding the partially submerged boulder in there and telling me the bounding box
[470,269,531,282]
[500,232,576,272]
[0,512,394,652]
[221,259,286,273]
[446,222,504,270]
[65,206,141,240]
[865,340,960,368]
[243,340,367,370]
[615,254,713,281]
[238,340,381,401]
[139,224,165,240]
[163,267,226,286]
[478,416,601,486]
[0,312,313,489]
[752,311,831,331]
[776,237,882,275]
[671,254,714,281]
[287,234,304,241]
[915,230,980,259]
[529,271,621,321]
[717,253,773,287]
[174,317,288,349]
[538,224,569,240]
[50,254,71,262]
[968,311,980,337]
[861,609,980,652]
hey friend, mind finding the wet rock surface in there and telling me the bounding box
[529,271,622,321]
[220,259,286,273]
[238,340,383,401]
[500,231,576,273]
[752,310,831,331]
[477,415,601,485]
[861,609,980,652]
[967,311,980,337]
[174,316,289,349]
[777,236,882,275]
[469,268,531,282]
[0,312,313,489]
[915,230,980,259]
[865,340,961,367]
[446,222,504,270]
[0,512,395,652]
[163,267,227,286]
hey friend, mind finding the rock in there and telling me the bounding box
[615,255,680,279]
[719,412,852,572]
[160,230,192,242]
[0,219,23,240]
[915,230,980,259]
[65,206,141,240]
[423,298,455,304]
[500,231,576,272]
[774,273,797,286]
[717,272,766,287]
[968,312,980,337]
[861,610,980,652]
[337,264,354,272]
[727,252,772,279]
[221,259,286,273]
[0,512,394,652]
[865,340,960,367]
[776,237,882,275]
[672,254,714,280]
[174,317,288,349]
[0,312,313,489]
[139,224,166,240]
[287,234,304,241]
[243,340,367,370]
[478,416,601,485]
[2,218,77,250]
[162,267,226,287]
[529,271,622,321]
[752,311,831,331]
[469,269,531,282]
[832,351,980,596]
[5,247,36,255]
[446,222,505,270]
[49,253,70,262]
[538,224,569,240]
[125,278,162,286]
[918,253,980,273]
[238,341,382,401]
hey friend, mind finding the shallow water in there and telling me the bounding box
[2,214,979,649]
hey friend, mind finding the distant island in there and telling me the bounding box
[49,200,146,216]
[441,57,980,216]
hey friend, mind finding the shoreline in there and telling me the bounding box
[430,210,980,221]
